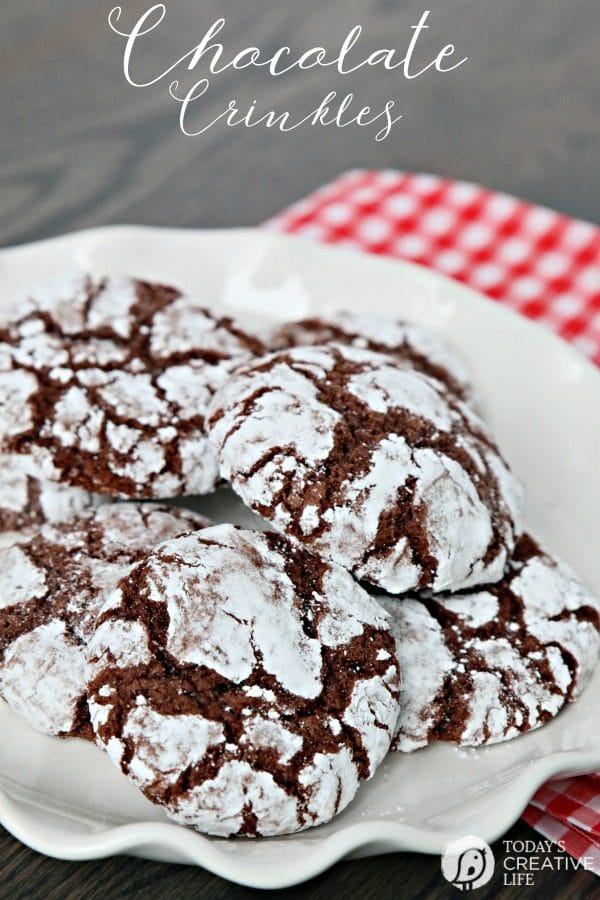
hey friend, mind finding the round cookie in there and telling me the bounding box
[86,524,401,837]
[207,344,524,594]
[0,453,103,534]
[0,503,210,737]
[0,273,264,498]
[270,310,472,399]
[377,534,600,750]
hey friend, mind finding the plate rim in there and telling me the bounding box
[0,224,599,889]
[1,222,599,383]
[0,750,598,889]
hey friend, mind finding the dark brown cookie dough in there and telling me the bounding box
[207,344,524,594]
[378,534,600,750]
[0,273,264,498]
[0,503,209,737]
[87,524,401,837]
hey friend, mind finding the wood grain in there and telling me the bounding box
[1,0,598,248]
[0,2,599,897]
[0,818,598,900]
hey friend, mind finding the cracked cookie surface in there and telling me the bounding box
[270,310,472,399]
[378,534,600,750]
[0,453,103,533]
[0,273,264,498]
[207,344,523,594]
[0,503,209,737]
[86,524,401,837]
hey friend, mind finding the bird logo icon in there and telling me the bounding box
[441,836,495,891]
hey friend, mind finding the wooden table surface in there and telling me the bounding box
[1,2,599,898]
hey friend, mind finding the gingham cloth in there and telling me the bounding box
[265,169,600,874]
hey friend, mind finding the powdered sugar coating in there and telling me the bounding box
[0,274,264,497]
[378,534,600,750]
[1,621,89,735]
[87,524,401,837]
[270,310,472,398]
[0,503,210,737]
[207,344,523,594]
[0,453,103,533]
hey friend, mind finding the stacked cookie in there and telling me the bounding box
[0,277,598,839]
[0,275,400,837]
[208,311,599,755]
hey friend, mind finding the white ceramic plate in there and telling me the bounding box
[0,227,599,890]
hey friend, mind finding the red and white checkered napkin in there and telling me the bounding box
[266,169,600,365]
[265,169,600,871]
[523,776,600,875]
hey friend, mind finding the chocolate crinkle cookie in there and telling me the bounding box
[377,534,600,750]
[207,344,524,594]
[86,524,401,837]
[0,503,210,738]
[0,453,104,534]
[270,310,472,399]
[0,273,264,498]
